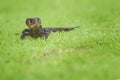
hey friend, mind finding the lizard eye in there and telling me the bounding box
[37,18,41,24]
[37,18,39,21]
[30,19,33,23]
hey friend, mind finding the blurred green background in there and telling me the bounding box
[0,0,120,80]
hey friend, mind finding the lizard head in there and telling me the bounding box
[26,17,41,30]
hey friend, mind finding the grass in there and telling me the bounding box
[0,0,120,80]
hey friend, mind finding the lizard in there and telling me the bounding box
[21,17,79,40]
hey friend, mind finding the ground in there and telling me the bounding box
[0,0,120,80]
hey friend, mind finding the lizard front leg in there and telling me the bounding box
[21,29,30,39]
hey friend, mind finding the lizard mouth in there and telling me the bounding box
[26,18,40,29]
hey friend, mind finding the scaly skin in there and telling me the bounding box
[21,17,79,40]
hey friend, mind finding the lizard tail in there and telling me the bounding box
[46,26,80,32]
